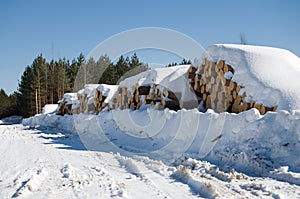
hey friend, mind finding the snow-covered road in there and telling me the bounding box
[1,124,299,199]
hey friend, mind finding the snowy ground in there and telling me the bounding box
[1,111,300,198]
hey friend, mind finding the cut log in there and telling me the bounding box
[232,90,237,99]
[235,95,242,105]
[254,103,261,113]
[217,92,225,102]
[260,105,266,115]
[223,64,228,73]
[205,95,212,109]
[195,74,201,82]
[231,101,240,113]
[188,65,197,73]
[203,93,207,101]
[241,92,247,100]
[138,85,151,95]
[193,82,200,92]
[227,64,235,74]
[226,93,233,102]
[211,92,217,102]
[216,101,226,113]
[225,79,231,87]
[163,88,182,100]
[162,98,180,110]
[217,60,224,70]
[210,76,215,85]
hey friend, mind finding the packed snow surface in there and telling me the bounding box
[4,107,298,198]
[23,108,300,175]
[204,44,300,111]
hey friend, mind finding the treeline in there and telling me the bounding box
[0,53,148,118]
[1,53,191,119]
[17,54,84,117]
[166,59,191,67]
[0,89,18,118]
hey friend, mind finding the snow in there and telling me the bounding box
[204,44,300,111]
[42,104,58,114]
[64,93,78,104]
[22,107,300,175]
[0,115,23,125]
[78,84,100,98]
[0,109,300,198]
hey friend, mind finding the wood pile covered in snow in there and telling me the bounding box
[187,59,278,114]
[57,61,278,115]
[56,44,300,116]
[57,93,78,115]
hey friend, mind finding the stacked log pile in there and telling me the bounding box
[57,93,78,115]
[77,91,97,114]
[57,60,278,116]
[186,58,277,114]
[108,84,181,111]
[93,89,109,113]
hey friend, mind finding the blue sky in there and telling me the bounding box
[1,0,299,94]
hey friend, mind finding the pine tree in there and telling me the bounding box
[55,58,71,100]
[8,92,18,116]
[130,53,140,69]
[0,89,10,118]
[117,53,148,84]
[97,55,115,84]
[18,66,36,117]
[179,58,191,65]
[48,60,56,104]
[31,54,47,113]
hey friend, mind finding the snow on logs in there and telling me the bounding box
[58,59,278,115]
[186,58,277,114]
[57,93,79,115]
[58,83,184,115]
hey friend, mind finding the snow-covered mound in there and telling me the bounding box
[204,44,300,111]
[0,115,23,124]
[23,108,300,175]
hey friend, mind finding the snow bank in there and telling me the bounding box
[23,107,300,175]
[0,115,23,124]
[204,44,300,111]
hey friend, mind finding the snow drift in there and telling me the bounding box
[23,108,300,175]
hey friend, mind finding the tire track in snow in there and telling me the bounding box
[115,155,195,198]
[26,126,127,198]
[12,166,48,198]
